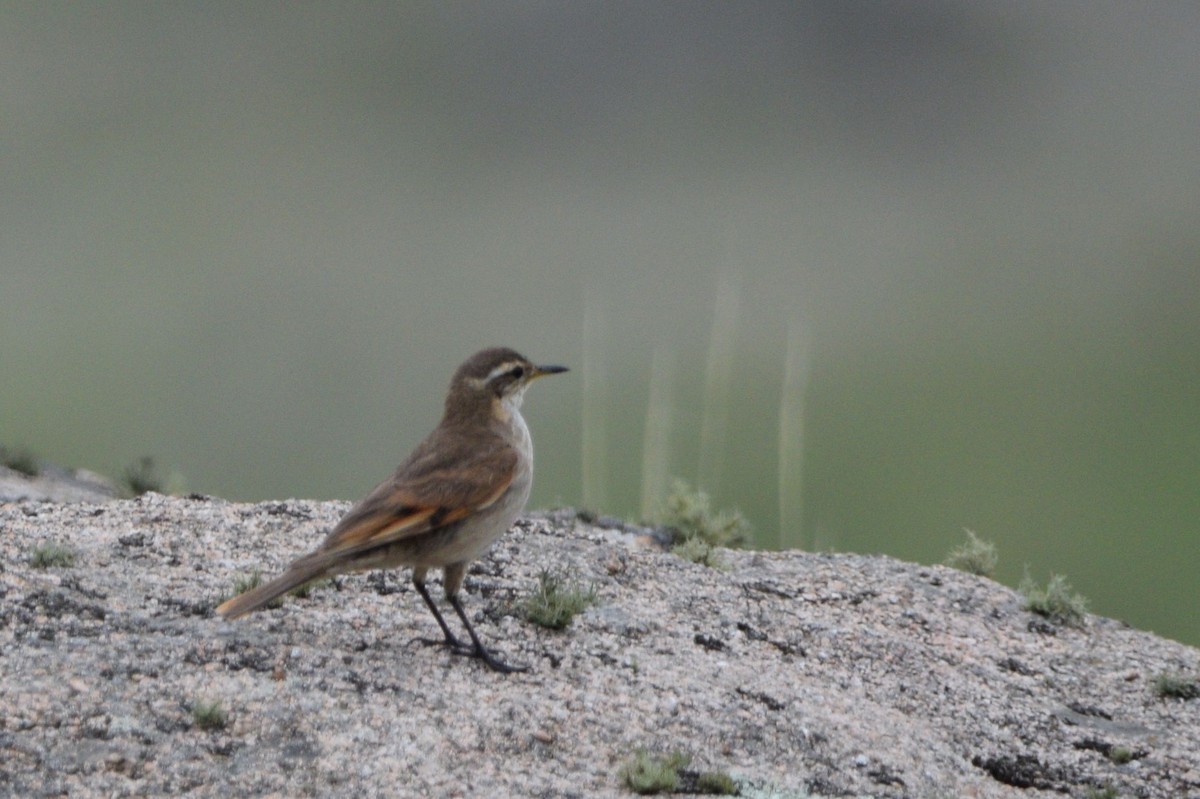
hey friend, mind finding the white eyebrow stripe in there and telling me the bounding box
[485,361,521,382]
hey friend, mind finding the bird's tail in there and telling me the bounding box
[215,556,331,620]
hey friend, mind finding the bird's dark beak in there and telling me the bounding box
[533,364,569,379]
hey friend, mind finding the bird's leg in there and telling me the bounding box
[439,561,527,673]
[412,571,471,652]
[446,592,528,674]
[414,563,525,672]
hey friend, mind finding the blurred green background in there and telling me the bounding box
[2,4,1197,647]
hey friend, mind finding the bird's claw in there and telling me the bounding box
[412,635,526,672]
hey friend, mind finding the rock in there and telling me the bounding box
[1,495,1197,797]
[0,464,119,503]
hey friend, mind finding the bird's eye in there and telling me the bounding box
[510,366,526,379]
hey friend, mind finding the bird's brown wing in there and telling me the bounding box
[316,432,518,560]
[216,430,518,621]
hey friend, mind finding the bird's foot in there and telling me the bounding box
[412,634,524,672]
[413,633,470,652]
[455,643,528,674]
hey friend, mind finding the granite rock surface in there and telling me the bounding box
[2,494,1198,798]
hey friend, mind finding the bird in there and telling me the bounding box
[215,346,568,673]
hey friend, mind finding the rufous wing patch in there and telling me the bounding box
[317,443,517,558]
[324,506,437,553]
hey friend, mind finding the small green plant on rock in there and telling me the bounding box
[1106,746,1134,765]
[658,479,750,569]
[1019,570,1087,627]
[619,749,689,794]
[696,769,739,795]
[524,569,597,630]
[671,536,729,570]
[30,543,76,569]
[944,528,998,577]
[233,571,264,594]
[660,479,750,547]
[1153,671,1200,700]
[191,700,227,731]
[227,571,283,609]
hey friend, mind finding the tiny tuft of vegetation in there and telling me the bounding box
[696,770,740,795]
[660,478,751,548]
[1106,746,1134,765]
[234,571,265,595]
[1,445,40,477]
[944,528,998,577]
[228,571,283,609]
[523,569,597,630]
[30,543,76,569]
[289,577,333,599]
[191,700,227,731]
[1153,671,1200,700]
[122,456,164,496]
[1019,570,1088,628]
[619,749,690,795]
[658,479,750,569]
[671,536,729,570]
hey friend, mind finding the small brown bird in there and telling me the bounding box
[216,347,568,673]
